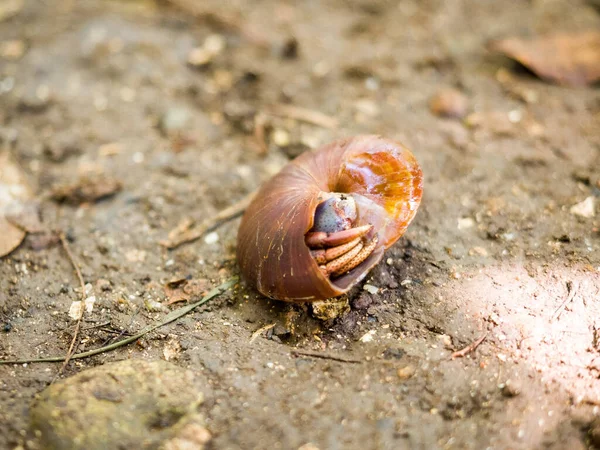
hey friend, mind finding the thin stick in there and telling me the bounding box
[451,333,487,359]
[551,281,578,321]
[0,278,238,365]
[160,192,256,249]
[290,350,362,364]
[249,323,276,343]
[253,112,269,155]
[53,233,87,381]
[267,104,338,129]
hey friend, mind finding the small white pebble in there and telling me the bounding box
[360,330,376,343]
[508,109,523,123]
[386,258,393,265]
[570,196,595,218]
[204,231,219,244]
[400,279,412,286]
[363,284,379,294]
[457,217,475,230]
[132,152,144,163]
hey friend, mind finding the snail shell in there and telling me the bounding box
[237,135,423,302]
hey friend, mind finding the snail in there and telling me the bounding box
[237,135,423,302]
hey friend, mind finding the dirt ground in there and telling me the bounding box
[1,0,600,449]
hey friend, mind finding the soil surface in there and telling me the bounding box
[1,0,600,449]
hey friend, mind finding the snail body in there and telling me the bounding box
[237,135,423,302]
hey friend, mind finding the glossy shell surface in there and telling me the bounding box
[237,135,423,301]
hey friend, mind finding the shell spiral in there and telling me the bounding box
[236,135,423,302]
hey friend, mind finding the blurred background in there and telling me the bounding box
[1,0,599,449]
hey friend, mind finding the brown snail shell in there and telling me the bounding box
[236,135,423,302]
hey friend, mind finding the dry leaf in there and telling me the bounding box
[0,150,32,257]
[491,31,600,86]
[164,278,209,305]
[50,176,122,204]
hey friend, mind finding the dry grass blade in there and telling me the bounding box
[52,232,87,381]
[451,333,488,359]
[160,192,256,249]
[267,104,338,129]
[0,278,238,365]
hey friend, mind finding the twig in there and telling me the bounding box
[267,104,338,129]
[290,350,362,364]
[160,192,256,249]
[0,278,238,365]
[253,112,269,155]
[53,232,87,382]
[551,281,578,321]
[451,333,488,359]
[249,323,276,343]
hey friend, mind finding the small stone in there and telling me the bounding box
[272,128,291,147]
[429,88,469,119]
[68,301,82,320]
[159,107,191,136]
[457,217,475,230]
[163,338,182,361]
[204,232,219,244]
[501,379,521,397]
[84,296,96,314]
[144,298,165,312]
[363,284,379,295]
[187,47,213,67]
[397,365,416,380]
[203,34,226,55]
[570,196,595,218]
[359,330,376,343]
[30,360,209,450]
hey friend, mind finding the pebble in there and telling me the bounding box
[359,330,376,343]
[429,88,469,119]
[570,196,595,218]
[30,360,211,450]
[363,284,379,295]
[204,231,219,244]
[272,128,291,147]
[500,379,521,397]
[457,217,475,230]
[397,365,416,380]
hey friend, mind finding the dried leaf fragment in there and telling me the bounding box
[164,278,209,305]
[0,149,32,257]
[50,176,122,205]
[491,31,600,86]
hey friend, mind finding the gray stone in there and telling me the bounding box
[30,359,210,450]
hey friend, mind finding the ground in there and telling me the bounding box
[1,0,600,449]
